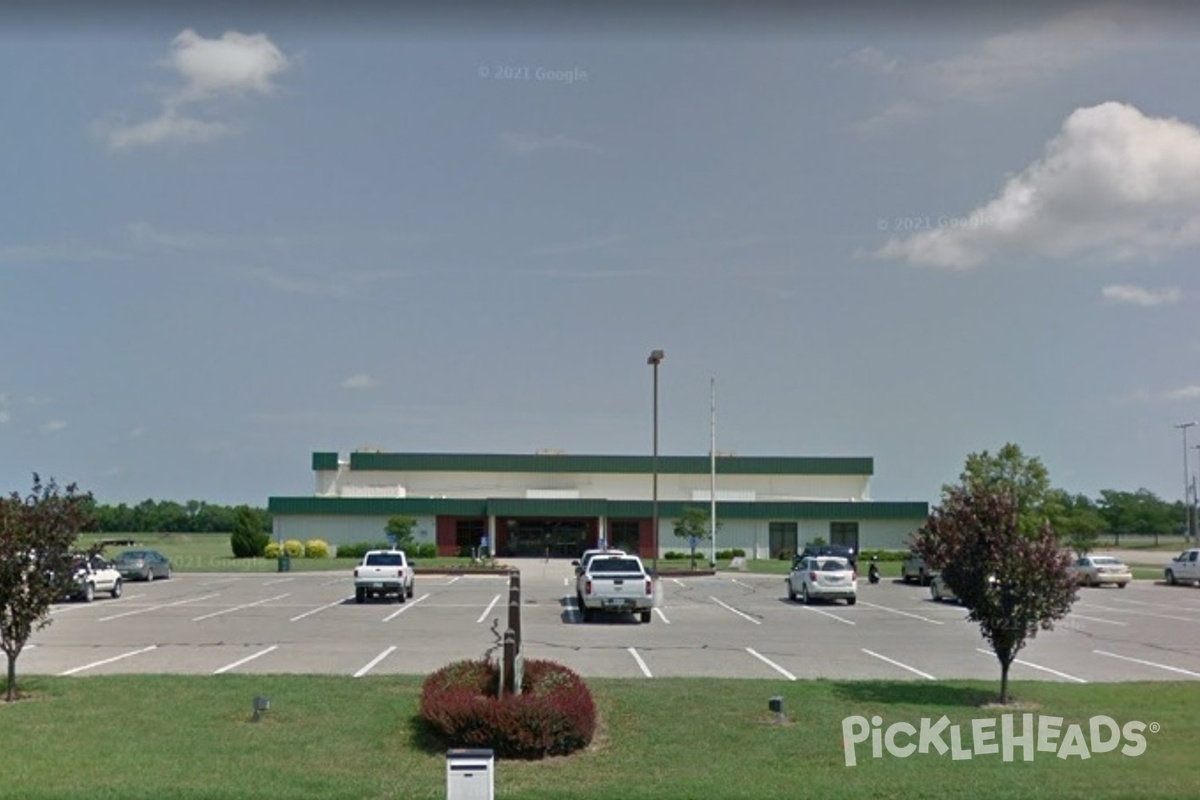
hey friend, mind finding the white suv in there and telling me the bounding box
[1164,549,1200,586]
[787,556,857,605]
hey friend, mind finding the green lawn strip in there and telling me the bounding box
[1,676,1191,799]
[75,533,490,574]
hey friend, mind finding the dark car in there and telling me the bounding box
[113,549,172,581]
[795,544,858,571]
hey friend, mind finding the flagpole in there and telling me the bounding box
[710,376,717,567]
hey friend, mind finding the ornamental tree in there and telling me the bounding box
[913,485,1077,705]
[0,475,94,701]
[672,507,719,569]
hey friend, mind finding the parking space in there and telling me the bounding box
[22,565,1200,683]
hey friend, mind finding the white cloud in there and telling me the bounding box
[1163,386,1200,401]
[40,420,66,434]
[839,46,900,74]
[130,426,148,438]
[343,373,378,390]
[921,5,1139,97]
[170,29,290,102]
[103,110,235,150]
[852,99,921,138]
[498,132,603,157]
[0,409,9,424]
[101,29,290,151]
[1101,284,1182,307]
[872,102,1200,268]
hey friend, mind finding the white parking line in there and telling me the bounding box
[709,596,761,625]
[669,578,685,588]
[628,647,653,678]
[974,648,1087,683]
[192,593,291,622]
[59,645,158,676]
[861,648,935,680]
[477,594,501,623]
[731,579,755,589]
[1107,597,1200,613]
[800,606,856,626]
[1093,649,1200,678]
[355,646,397,678]
[262,577,294,586]
[654,607,671,624]
[99,594,220,622]
[446,576,463,585]
[320,577,347,586]
[1077,602,1200,624]
[857,601,943,624]
[383,593,429,621]
[746,648,797,681]
[290,597,353,622]
[1066,613,1126,626]
[214,645,279,675]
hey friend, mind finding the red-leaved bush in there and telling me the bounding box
[420,658,596,759]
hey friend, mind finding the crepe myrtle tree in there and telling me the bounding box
[913,485,1077,705]
[672,507,719,569]
[0,475,94,701]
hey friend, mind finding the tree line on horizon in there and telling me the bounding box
[85,498,270,534]
[75,486,1189,540]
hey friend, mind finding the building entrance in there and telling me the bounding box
[502,518,592,558]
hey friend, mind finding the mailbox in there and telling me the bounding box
[446,748,494,800]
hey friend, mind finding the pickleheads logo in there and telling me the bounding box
[842,714,1155,767]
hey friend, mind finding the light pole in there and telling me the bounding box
[1193,443,1200,544]
[1176,422,1196,543]
[648,350,664,577]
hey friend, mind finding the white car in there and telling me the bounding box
[900,553,932,585]
[1071,555,1131,588]
[69,554,123,602]
[929,573,958,603]
[1164,549,1200,586]
[787,555,857,605]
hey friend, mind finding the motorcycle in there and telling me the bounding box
[867,558,880,585]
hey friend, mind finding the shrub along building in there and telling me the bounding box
[267,451,928,560]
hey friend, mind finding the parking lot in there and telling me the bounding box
[23,559,1200,683]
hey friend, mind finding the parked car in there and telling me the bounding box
[787,555,857,605]
[64,553,123,602]
[572,548,627,576]
[900,552,933,585]
[930,572,999,603]
[796,544,858,571]
[1070,555,1131,588]
[929,573,958,603]
[1165,548,1200,586]
[113,549,172,581]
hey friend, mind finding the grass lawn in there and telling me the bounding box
[76,533,498,574]
[0,675,1192,799]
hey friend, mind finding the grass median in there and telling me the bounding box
[0,675,1192,799]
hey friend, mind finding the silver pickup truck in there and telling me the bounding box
[576,554,654,623]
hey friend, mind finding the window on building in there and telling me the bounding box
[769,522,798,559]
[455,519,485,556]
[829,521,859,550]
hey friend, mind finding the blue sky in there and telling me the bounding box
[3,3,1199,507]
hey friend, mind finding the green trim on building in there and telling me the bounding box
[268,497,487,517]
[269,495,927,520]
[312,452,340,471]
[339,452,873,476]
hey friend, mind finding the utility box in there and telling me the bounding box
[446,748,494,800]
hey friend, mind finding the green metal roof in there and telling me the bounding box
[312,452,340,471]
[269,496,927,520]
[337,452,873,476]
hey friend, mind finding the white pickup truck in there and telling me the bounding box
[1164,548,1200,586]
[353,549,415,603]
[576,554,654,623]
[69,554,123,602]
